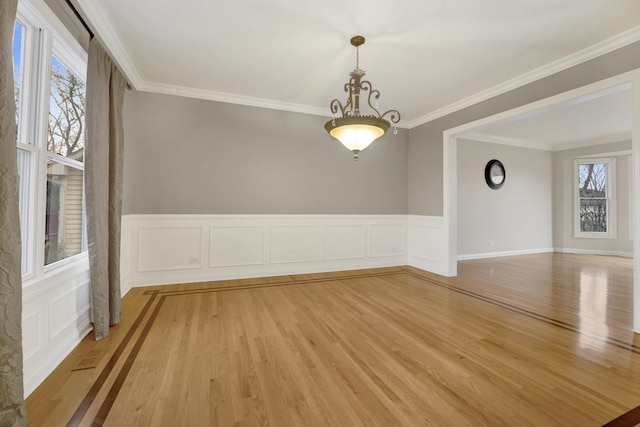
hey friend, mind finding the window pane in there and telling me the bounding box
[578,163,606,198]
[12,21,24,135]
[48,56,86,161]
[45,161,84,265]
[580,199,607,233]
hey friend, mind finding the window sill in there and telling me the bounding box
[574,233,618,239]
[22,252,89,299]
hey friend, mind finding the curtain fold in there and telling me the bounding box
[0,0,26,425]
[86,38,126,340]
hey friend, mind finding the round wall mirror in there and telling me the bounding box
[485,159,505,189]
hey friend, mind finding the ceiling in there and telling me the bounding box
[75,0,640,127]
[463,84,633,151]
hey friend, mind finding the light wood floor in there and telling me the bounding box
[26,253,640,426]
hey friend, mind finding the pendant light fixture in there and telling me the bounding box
[324,36,401,160]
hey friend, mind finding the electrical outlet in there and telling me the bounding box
[489,240,494,247]
[189,257,199,264]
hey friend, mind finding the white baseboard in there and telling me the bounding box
[131,257,407,287]
[457,247,633,260]
[554,247,633,258]
[408,255,449,276]
[457,247,554,261]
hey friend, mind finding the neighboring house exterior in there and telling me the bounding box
[45,148,83,265]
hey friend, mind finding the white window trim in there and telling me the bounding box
[629,155,634,240]
[574,157,617,239]
[17,142,37,281]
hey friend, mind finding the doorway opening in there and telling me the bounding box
[441,71,640,332]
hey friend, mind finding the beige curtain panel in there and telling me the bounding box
[0,0,27,425]
[86,38,126,340]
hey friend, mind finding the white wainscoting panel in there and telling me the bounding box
[370,224,405,257]
[22,311,41,361]
[407,215,448,276]
[324,225,365,261]
[270,225,319,264]
[48,281,90,340]
[122,215,409,286]
[138,226,203,272]
[209,226,265,267]
[22,255,92,397]
[120,216,133,297]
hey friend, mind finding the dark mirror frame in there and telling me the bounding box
[485,159,505,190]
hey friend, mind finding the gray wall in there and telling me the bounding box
[122,90,136,215]
[457,140,553,256]
[122,91,408,214]
[552,140,633,254]
[409,41,640,216]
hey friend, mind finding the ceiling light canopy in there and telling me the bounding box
[325,36,400,160]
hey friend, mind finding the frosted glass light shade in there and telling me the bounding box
[324,115,390,156]
[328,124,385,152]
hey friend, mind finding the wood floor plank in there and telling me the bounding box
[24,255,640,426]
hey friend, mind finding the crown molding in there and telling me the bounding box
[551,132,631,152]
[75,0,143,88]
[137,81,330,117]
[134,81,410,127]
[462,131,632,152]
[461,132,553,151]
[405,25,640,129]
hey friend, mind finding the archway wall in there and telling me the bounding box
[408,40,640,216]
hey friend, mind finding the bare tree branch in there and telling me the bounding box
[48,65,85,158]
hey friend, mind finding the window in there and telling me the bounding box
[12,1,88,281]
[14,19,32,276]
[13,21,23,134]
[575,158,616,238]
[46,56,86,265]
[48,56,85,158]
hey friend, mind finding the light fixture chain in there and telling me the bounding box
[356,46,359,69]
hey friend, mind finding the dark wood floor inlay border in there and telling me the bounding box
[67,291,159,427]
[156,269,407,297]
[93,296,167,425]
[603,404,640,426]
